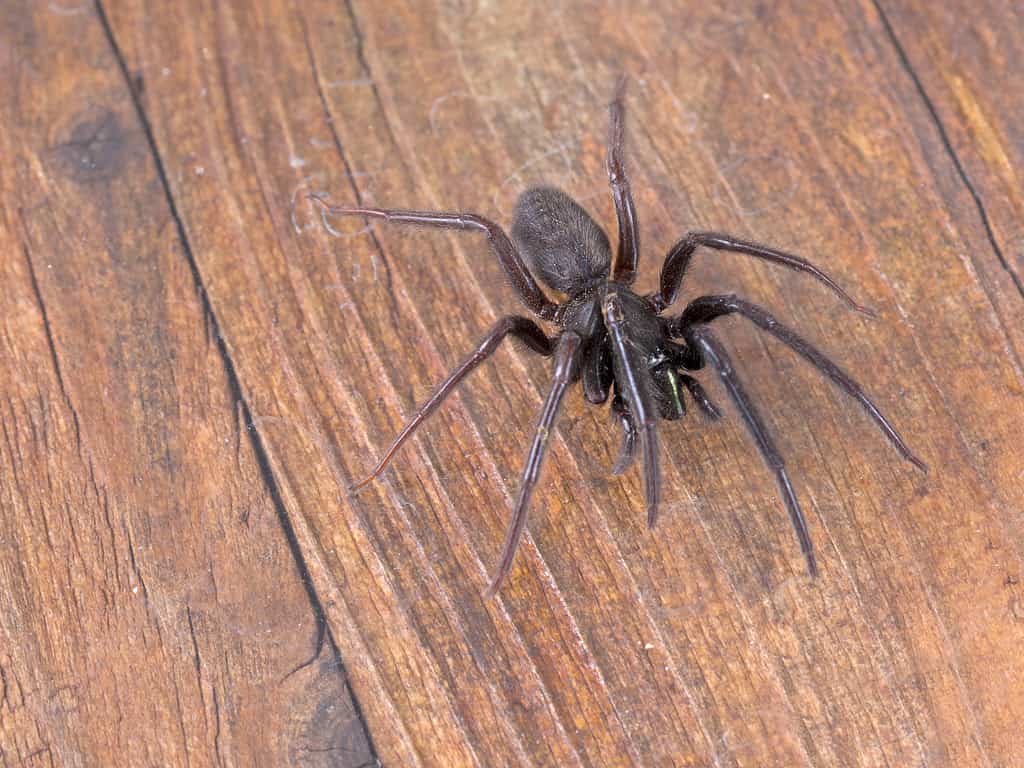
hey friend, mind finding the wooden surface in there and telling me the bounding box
[2,1,1023,766]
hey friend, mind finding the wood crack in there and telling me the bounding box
[873,0,1024,306]
[90,4,379,765]
[297,9,402,332]
[20,237,81,451]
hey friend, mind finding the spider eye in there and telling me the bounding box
[648,351,670,369]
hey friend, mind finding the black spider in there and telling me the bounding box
[312,77,926,596]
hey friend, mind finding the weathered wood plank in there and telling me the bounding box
[102,0,1024,765]
[881,0,1024,352]
[0,4,373,766]
[3,0,1022,765]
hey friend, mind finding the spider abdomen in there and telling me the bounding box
[512,186,611,295]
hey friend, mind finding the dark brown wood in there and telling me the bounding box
[2,1,1023,765]
[0,4,372,766]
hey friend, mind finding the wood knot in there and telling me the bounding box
[50,106,130,184]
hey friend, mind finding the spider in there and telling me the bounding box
[312,77,926,597]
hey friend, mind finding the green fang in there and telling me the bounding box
[665,368,684,418]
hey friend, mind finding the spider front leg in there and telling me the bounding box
[350,316,556,491]
[486,332,583,597]
[685,327,819,577]
[650,231,872,314]
[679,374,722,420]
[603,291,662,527]
[670,294,926,471]
[610,395,638,475]
[578,336,640,475]
[310,194,560,321]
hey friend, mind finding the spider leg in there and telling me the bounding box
[670,294,926,471]
[680,374,722,420]
[309,194,560,321]
[602,291,661,527]
[650,231,873,315]
[607,74,640,285]
[486,332,583,597]
[687,327,819,577]
[350,316,556,492]
[579,327,636,473]
[610,395,638,475]
[581,327,613,404]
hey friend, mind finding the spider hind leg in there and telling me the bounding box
[607,74,640,284]
[652,231,873,314]
[310,194,560,321]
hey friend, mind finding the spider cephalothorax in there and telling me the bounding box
[313,77,925,596]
